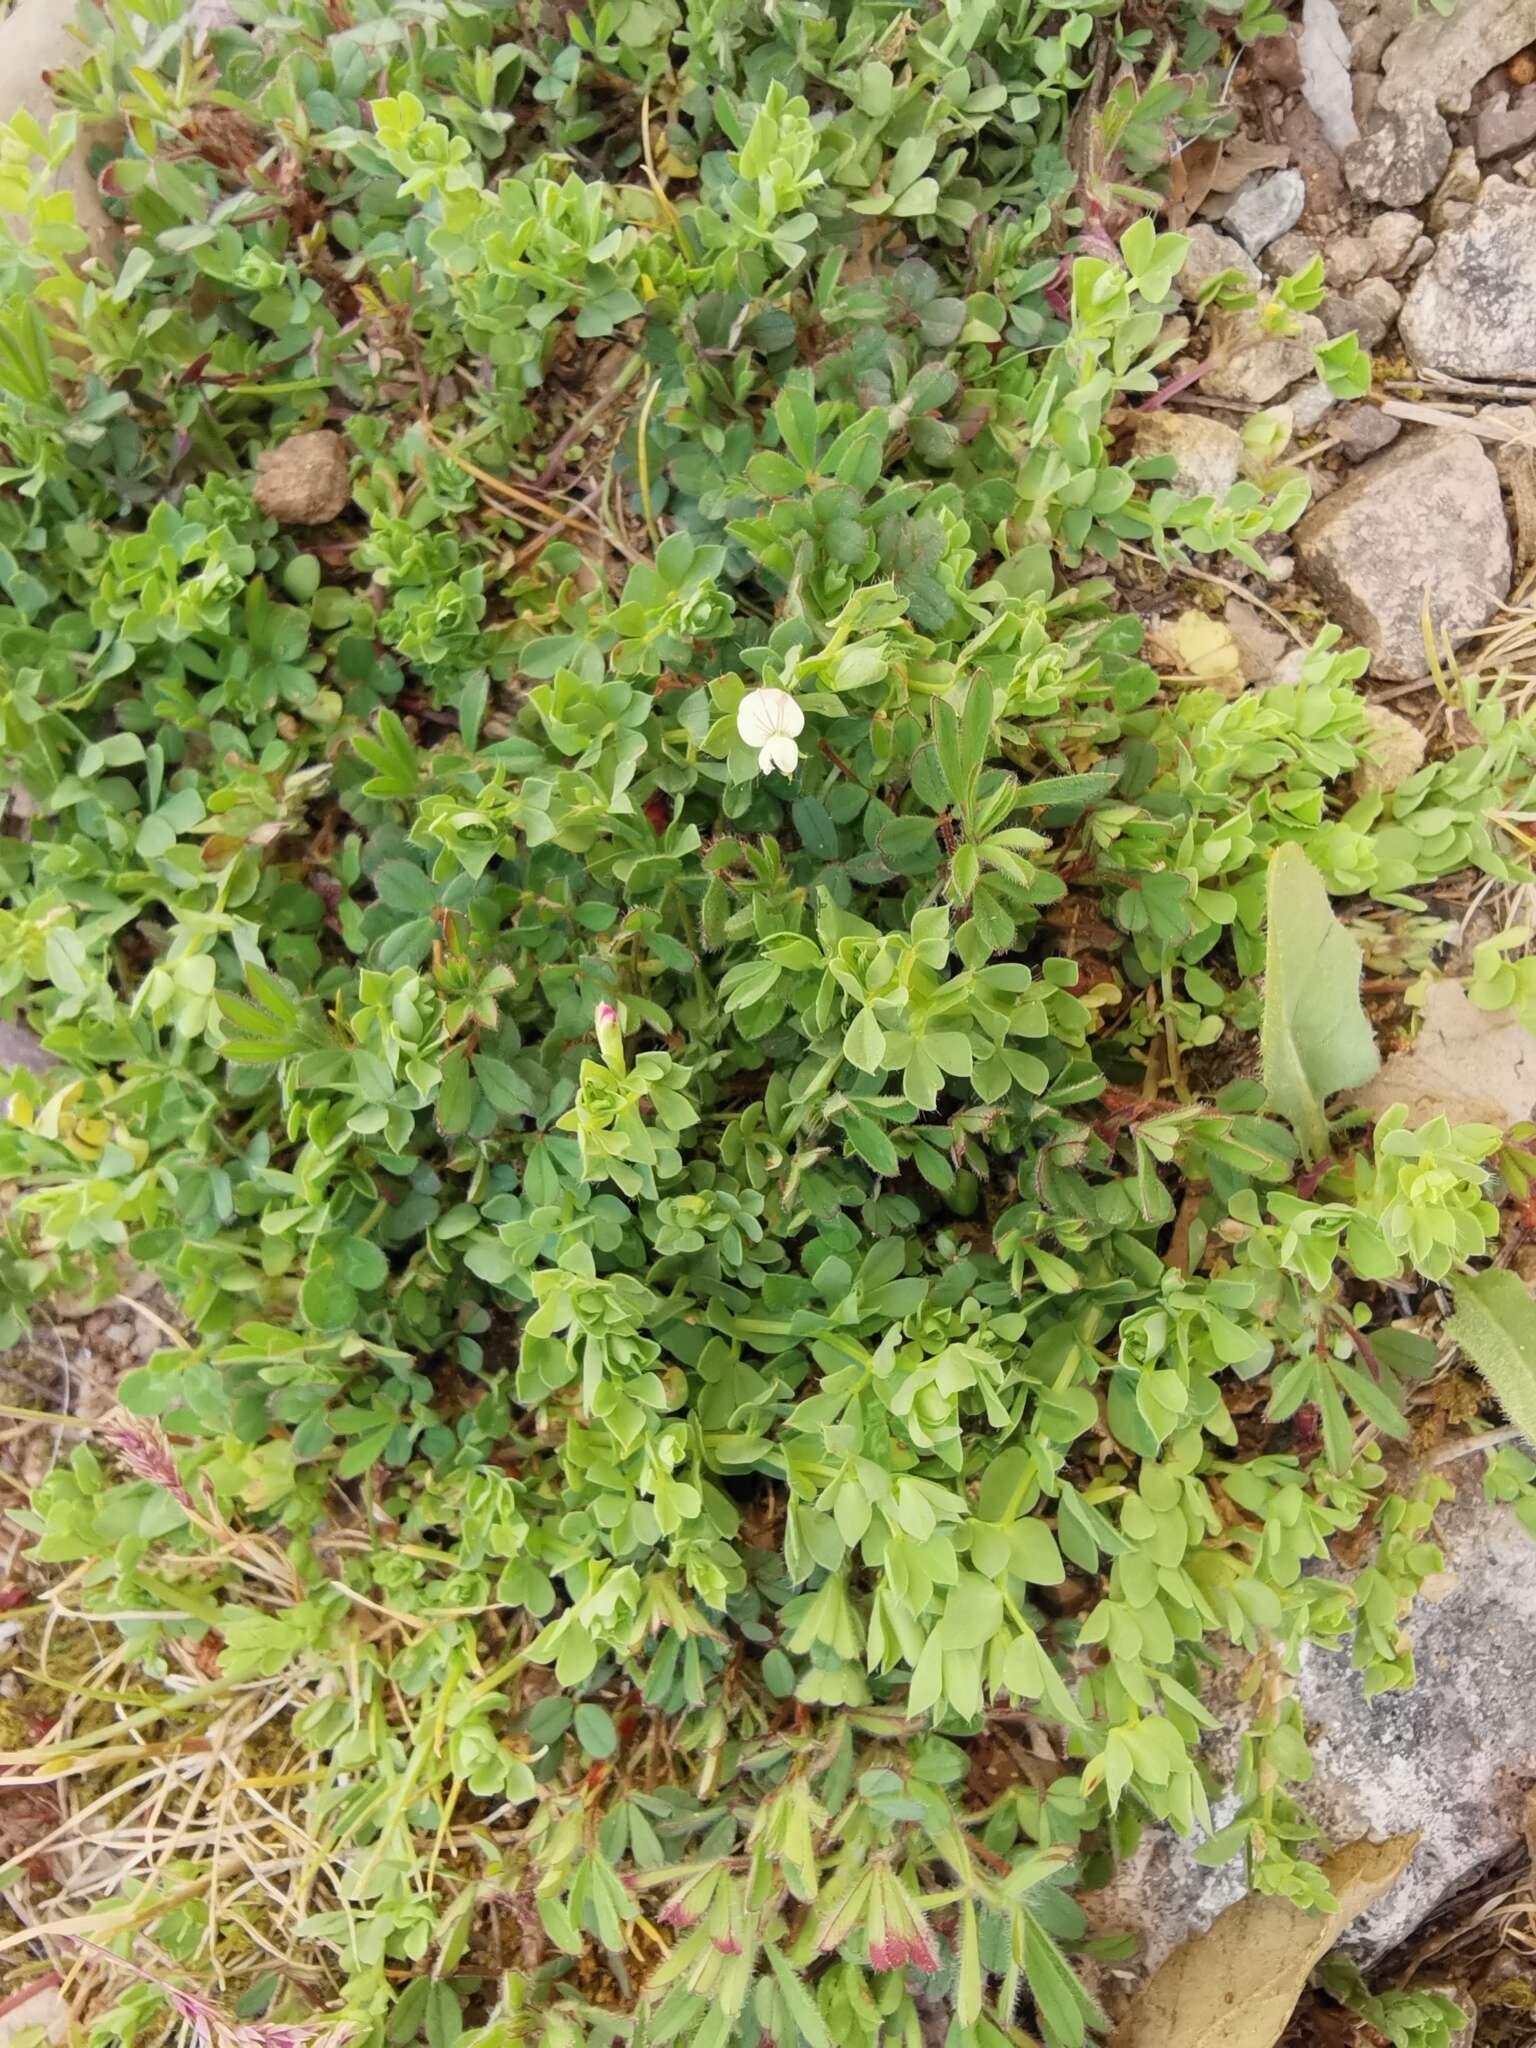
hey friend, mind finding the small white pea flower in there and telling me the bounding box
[736,687,805,777]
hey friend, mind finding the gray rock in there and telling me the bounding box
[1324,232,1374,286]
[1200,308,1326,403]
[0,1019,51,1076]
[1320,281,1400,348]
[1090,1480,1536,1977]
[1301,0,1362,149]
[1350,2,1409,71]
[1367,209,1423,274]
[1334,401,1403,461]
[1355,274,1405,331]
[1132,412,1244,499]
[1263,230,1323,277]
[1345,96,1453,203]
[1401,177,1536,377]
[1428,144,1483,234]
[1177,224,1260,301]
[1380,0,1536,114]
[1295,431,1511,678]
[1475,84,1536,159]
[1224,170,1309,257]
[1290,376,1340,431]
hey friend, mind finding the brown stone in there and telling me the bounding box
[253,431,352,525]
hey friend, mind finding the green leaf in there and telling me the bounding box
[574,1702,618,1758]
[844,1008,887,1073]
[1260,844,1379,1162]
[762,1943,834,2048]
[1450,1268,1536,1449]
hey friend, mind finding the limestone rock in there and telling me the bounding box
[1355,274,1405,333]
[1334,402,1403,462]
[1401,177,1536,377]
[1132,412,1244,500]
[1367,209,1423,274]
[1475,83,1536,158]
[1300,0,1362,151]
[1092,1482,1536,1977]
[1263,230,1323,277]
[1177,224,1260,300]
[1380,0,1536,114]
[1295,432,1510,679]
[1324,232,1374,287]
[0,0,117,259]
[1199,308,1324,403]
[1320,278,1401,348]
[1344,96,1453,204]
[1352,700,1427,791]
[1289,376,1339,432]
[253,431,351,525]
[1225,169,1308,256]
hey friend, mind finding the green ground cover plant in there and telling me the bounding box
[1,2,1535,2045]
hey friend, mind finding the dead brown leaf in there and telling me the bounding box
[1203,136,1292,198]
[1348,980,1536,1128]
[1166,139,1222,229]
[1108,1833,1420,2048]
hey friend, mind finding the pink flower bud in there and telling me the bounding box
[594,1000,624,1071]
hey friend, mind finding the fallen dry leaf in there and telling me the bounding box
[1108,1833,1419,2048]
[1202,136,1292,200]
[1349,979,1536,1128]
[1166,138,1223,229]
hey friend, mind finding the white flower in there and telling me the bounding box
[736,687,805,777]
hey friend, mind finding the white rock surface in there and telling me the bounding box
[1225,170,1308,257]
[1344,96,1453,205]
[1133,412,1244,499]
[1295,432,1511,679]
[1300,0,1361,150]
[1379,0,1536,114]
[1401,177,1536,379]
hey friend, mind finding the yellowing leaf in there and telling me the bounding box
[1450,1266,1536,1449]
[1172,608,1242,684]
[1261,843,1380,1162]
[1109,1833,1419,2048]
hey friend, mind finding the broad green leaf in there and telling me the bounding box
[1260,843,1378,1161]
[844,1007,887,1073]
[1450,1267,1536,1449]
